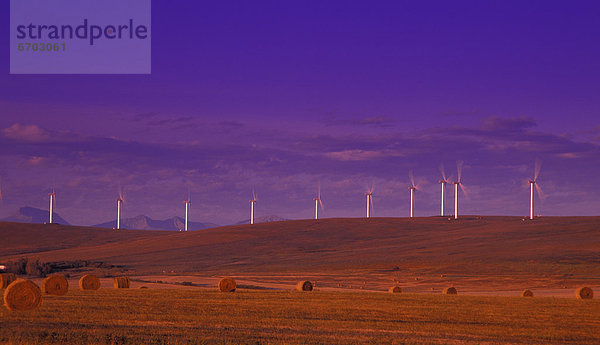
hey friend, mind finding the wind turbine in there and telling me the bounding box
[249,189,257,224]
[452,161,467,219]
[313,185,324,220]
[365,186,374,218]
[116,188,124,230]
[48,187,56,224]
[439,164,449,216]
[528,159,543,220]
[408,170,417,218]
[184,192,191,231]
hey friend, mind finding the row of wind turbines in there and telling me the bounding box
[41,160,544,230]
[265,160,542,224]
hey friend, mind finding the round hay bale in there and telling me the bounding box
[575,287,593,299]
[0,273,17,289]
[79,274,100,290]
[218,278,236,292]
[114,276,130,289]
[3,279,42,311]
[296,281,313,292]
[521,289,534,297]
[388,286,402,294]
[42,274,68,295]
[443,286,457,295]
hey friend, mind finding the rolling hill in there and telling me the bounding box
[1,216,600,292]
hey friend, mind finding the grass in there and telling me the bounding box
[2,288,600,344]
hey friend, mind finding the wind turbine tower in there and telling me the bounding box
[409,186,416,218]
[48,188,56,224]
[529,180,535,220]
[453,182,459,219]
[249,190,257,225]
[529,159,543,220]
[184,195,191,231]
[409,170,417,218]
[313,186,324,220]
[439,164,449,216]
[453,161,466,220]
[116,196,123,230]
[365,187,373,218]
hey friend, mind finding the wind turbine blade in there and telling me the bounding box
[409,170,415,188]
[439,163,447,181]
[0,179,3,200]
[534,158,542,180]
[459,183,469,199]
[318,184,321,199]
[535,183,545,200]
[456,160,464,182]
[370,195,374,215]
[319,199,324,211]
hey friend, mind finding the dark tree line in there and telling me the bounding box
[3,258,113,277]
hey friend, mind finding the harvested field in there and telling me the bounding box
[1,288,600,344]
[2,217,600,296]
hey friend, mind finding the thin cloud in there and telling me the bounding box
[324,149,386,161]
[480,116,536,132]
[325,116,397,128]
[2,123,51,142]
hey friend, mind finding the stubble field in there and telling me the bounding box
[2,287,600,344]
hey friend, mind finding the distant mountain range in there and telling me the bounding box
[1,206,70,225]
[1,207,287,230]
[93,215,219,231]
[94,214,287,230]
[234,215,288,225]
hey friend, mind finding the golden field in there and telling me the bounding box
[2,217,600,343]
[2,288,600,344]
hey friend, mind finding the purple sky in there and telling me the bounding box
[1,1,599,225]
